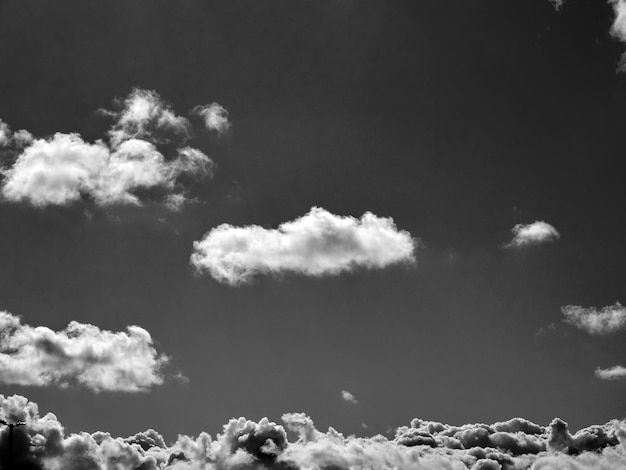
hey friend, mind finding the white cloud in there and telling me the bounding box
[611,0,626,42]
[0,119,33,148]
[0,312,171,392]
[105,88,191,148]
[191,207,417,285]
[504,221,560,248]
[191,103,231,134]
[595,365,626,380]
[0,119,10,146]
[341,390,358,405]
[562,302,626,335]
[1,133,211,207]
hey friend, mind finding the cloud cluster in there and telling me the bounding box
[0,89,226,209]
[0,312,171,392]
[191,207,417,285]
[504,221,559,248]
[1,395,625,470]
[562,302,626,335]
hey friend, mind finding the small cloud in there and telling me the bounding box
[191,207,417,285]
[503,221,560,248]
[191,103,231,135]
[595,365,626,380]
[611,0,626,42]
[0,311,173,392]
[341,390,358,405]
[562,302,626,335]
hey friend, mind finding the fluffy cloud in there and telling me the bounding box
[0,89,227,209]
[191,103,231,134]
[611,0,626,42]
[104,88,191,148]
[0,312,171,392]
[504,221,560,248]
[191,207,417,285]
[562,302,626,335]
[340,390,358,405]
[595,365,626,380]
[1,396,626,470]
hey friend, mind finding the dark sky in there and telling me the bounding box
[0,0,625,443]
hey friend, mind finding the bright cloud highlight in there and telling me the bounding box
[340,390,358,405]
[504,221,560,248]
[0,312,171,392]
[191,207,417,285]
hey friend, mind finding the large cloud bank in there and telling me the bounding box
[1,396,625,470]
[0,312,171,392]
[0,89,228,209]
[191,207,417,285]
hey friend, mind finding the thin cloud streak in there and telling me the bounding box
[191,207,417,285]
[0,312,173,392]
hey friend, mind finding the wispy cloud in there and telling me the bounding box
[596,365,626,380]
[562,302,626,335]
[0,312,173,392]
[503,221,560,248]
[341,390,358,405]
[191,207,417,285]
[2,396,625,470]
[191,103,231,135]
[0,89,226,209]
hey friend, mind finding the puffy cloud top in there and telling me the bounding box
[0,312,171,392]
[562,302,626,335]
[1,395,626,470]
[504,221,560,248]
[191,207,417,285]
[191,103,231,134]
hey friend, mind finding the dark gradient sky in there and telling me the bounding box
[0,0,625,442]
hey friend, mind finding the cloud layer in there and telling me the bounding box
[0,89,224,209]
[0,312,171,392]
[191,207,417,285]
[504,221,560,248]
[1,395,625,470]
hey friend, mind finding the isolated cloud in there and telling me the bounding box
[0,312,171,392]
[1,395,626,470]
[562,302,626,335]
[1,133,211,207]
[340,390,358,405]
[596,365,626,380]
[0,89,228,209]
[504,221,560,248]
[611,0,626,42]
[191,103,231,134]
[191,207,417,285]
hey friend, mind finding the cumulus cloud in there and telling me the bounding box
[340,390,358,405]
[1,395,626,470]
[191,207,417,285]
[595,365,626,380]
[611,0,626,42]
[503,221,560,248]
[0,312,172,392]
[562,302,626,335]
[0,88,228,209]
[191,103,231,135]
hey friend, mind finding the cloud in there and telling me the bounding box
[0,312,172,392]
[611,0,626,42]
[104,88,191,148]
[562,302,626,335]
[2,395,626,470]
[191,207,417,285]
[0,89,228,209]
[503,221,560,248]
[191,103,231,135]
[595,365,626,380]
[1,133,211,207]
[340,390,358,405]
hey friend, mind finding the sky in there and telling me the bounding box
[0,1,626,469]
